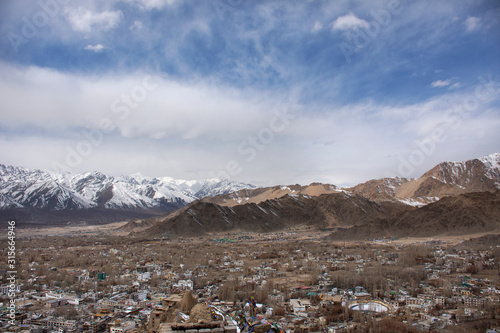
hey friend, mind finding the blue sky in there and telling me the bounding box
[0,0,499,186]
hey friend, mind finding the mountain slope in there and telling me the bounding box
[421,153,500,191]
[136,192,411,238]
[348,153,500,205]
[200,183,341,206]
[328,191,500,240]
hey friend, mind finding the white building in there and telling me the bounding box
[177,280,194,290]
[290,299,311,315]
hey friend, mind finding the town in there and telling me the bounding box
[1,229,499,333]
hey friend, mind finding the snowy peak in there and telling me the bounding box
[423,153,500,190]
[349,153,500,205]
[480,153,500,170]
[0,164,255,211]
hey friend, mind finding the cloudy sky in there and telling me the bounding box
[0,0,499,186]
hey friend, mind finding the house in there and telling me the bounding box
[45,299,68,308]
[148,308,169,332]
[177,280,194,290]
[290,299,311,315]
[463,296,485,307]
[435,296,445,307]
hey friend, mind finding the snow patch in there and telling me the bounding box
[398,198,426,207]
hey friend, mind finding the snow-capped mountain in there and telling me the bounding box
[349,153,500,205]
[0,164,255,211]
[134,154,500,239]
[422,153,500,190]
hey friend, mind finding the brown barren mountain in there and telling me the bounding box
[329,191,500,240]
[136,192,410,238]
[131,154,500,239]
[200,183,340,206]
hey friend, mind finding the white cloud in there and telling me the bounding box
[130,20,143,31]
[431,78,461,88]
[0,62,499,186]
[126,0,179,10]
[0,63,281,142]
[331,13,369,31]
[84,44,105,53]
[465,16,480,32]
[431,79,451,88]
[64,7,123,33]
[312,21,323,33]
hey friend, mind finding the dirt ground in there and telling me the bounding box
[8,221,497,247]
[388,232,498,246]
[11,221,129,238]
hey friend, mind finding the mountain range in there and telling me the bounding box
[134,153,500,239]
[199,153,500,208]
[2,153,500,237]
[135,191,410,238]
[328,190,500,240]
[348,153,500,205]
[0,164,254,225]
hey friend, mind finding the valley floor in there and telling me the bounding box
[2,227,500,332]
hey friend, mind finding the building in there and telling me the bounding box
[464,297,486,307]
[177,280,194,290]
[45,299,68,308]
[290,299,311,315]
[148,308,169,332]
[0,283,23,294]
[110,319,136,333]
